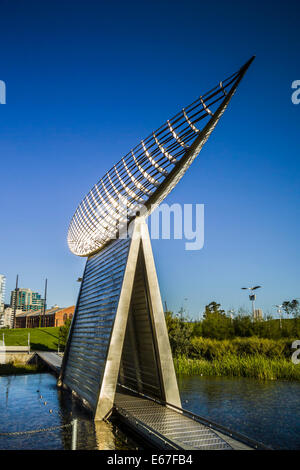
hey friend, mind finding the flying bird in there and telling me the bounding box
[241,286,261,290]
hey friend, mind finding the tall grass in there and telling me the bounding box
[189,336,295,360]
[174,355,300,381]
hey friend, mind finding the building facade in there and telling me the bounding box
[15,305,75,328]
[0,275,6,327]
[10,288,43,312]
[254,308,263,320]
[0,307,23,328]
[0,275,6,312]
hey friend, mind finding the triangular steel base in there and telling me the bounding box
[58,218,181,420]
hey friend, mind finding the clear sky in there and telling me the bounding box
[0,0,299,318]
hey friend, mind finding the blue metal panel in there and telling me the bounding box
[63,236,131,410]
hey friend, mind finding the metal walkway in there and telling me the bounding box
[36,352,264,450]
[36,351,62,374]
[114,389,254,450]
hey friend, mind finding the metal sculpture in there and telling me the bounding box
[59,57,254,420]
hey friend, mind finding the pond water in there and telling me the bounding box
[178,375,300,450]
[0,373,138,450]
[1,373,299,450]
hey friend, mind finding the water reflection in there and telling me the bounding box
[2,372,299,450]
[0,373,137,450]
[178,375,300,450]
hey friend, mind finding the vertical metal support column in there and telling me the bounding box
[71,419,78,450]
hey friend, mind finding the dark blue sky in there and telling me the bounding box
[0,0,299,318]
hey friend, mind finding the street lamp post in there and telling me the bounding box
[228,309,235,323]
[273,304,283,329]
[241,286,262,319]
[12,274,19,329]
[42,278,47,328]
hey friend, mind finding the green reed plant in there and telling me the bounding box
[174,355,300,381]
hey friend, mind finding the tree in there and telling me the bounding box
[203,302,226,317]
[282,300,300,318]
[202,302,234,339]
[58,318,72,349]
[165,310,193,356]
[282,299,300,337]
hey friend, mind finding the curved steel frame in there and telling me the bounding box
[68,57,255,257]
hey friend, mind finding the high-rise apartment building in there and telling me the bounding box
[10,288,43,312]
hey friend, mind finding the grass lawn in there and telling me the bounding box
[1,327,60,351]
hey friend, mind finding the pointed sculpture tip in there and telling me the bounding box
[239,55,255,75]
[244,55,256,68]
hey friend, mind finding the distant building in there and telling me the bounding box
[15,305,75,328]
[0,307,23,328]
[0,276,6,328]
[0,275,6,313]
[254,308,263,320]
[10,288,43,312]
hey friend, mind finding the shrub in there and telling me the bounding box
[188,336,295,360]
[165,311,193,356]
[58,318,72,349]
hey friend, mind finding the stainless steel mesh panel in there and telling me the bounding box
[118,248,163,399]
[63,237,131,409]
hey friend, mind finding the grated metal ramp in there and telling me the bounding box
[114,391,251,450]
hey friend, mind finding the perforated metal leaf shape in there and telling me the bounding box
[68,58,254,256]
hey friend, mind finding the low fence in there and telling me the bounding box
[0,332,63,354]
[0,419,78,450]
[0,332,31,353]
